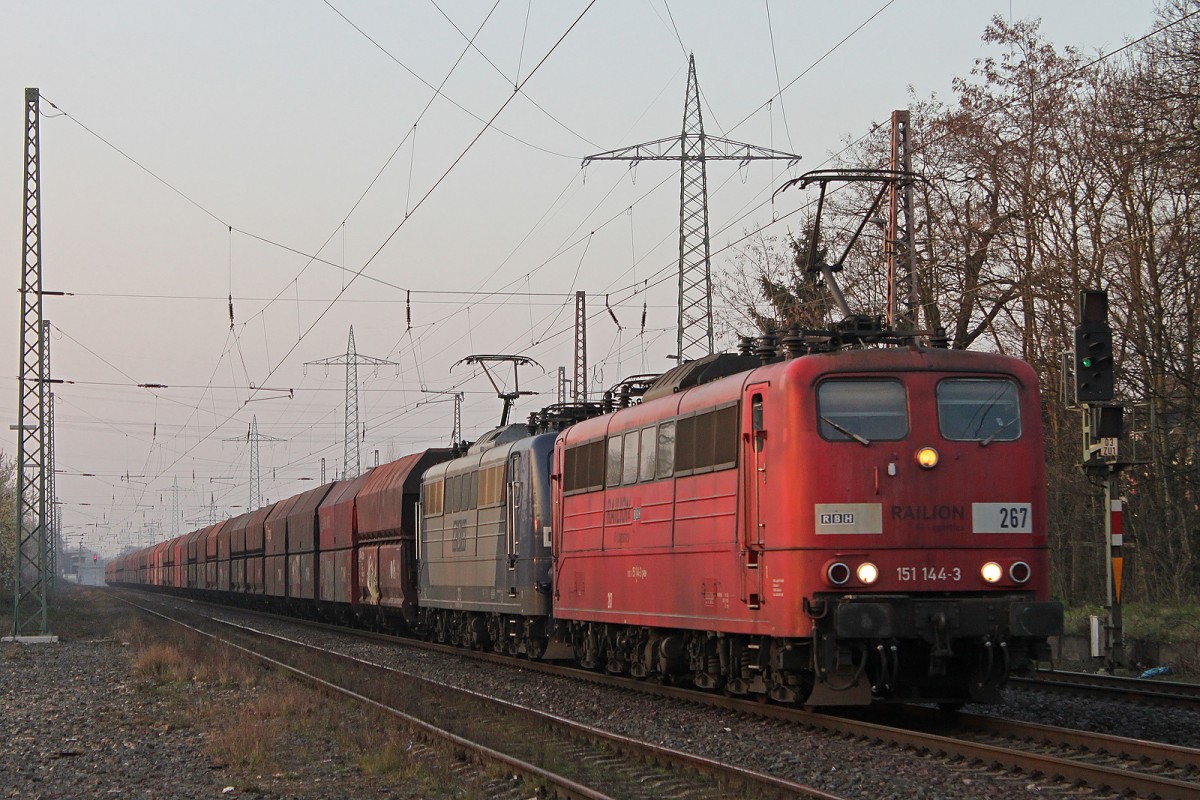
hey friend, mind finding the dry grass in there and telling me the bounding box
[132,641,189,682]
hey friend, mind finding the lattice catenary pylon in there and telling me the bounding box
[583,55,801,362]
[11,88,53,639]
[306,326,396,479]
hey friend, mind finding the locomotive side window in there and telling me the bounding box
[422,479,444,516]
[479,467,493,508]
[674,416,697,472]
[565,440,606,494]
[606,436,623,487]
[817,379,908,442]
[622,431,640,485]
[937,378,1021,442]
[655,422,676,479]
[639,427,656,482]
[585,440,605,490]
[694,411,718,468]
[454,474,469,513]
[713,405,738,466]
[479,465,504,507]
[673,404,739,474]
[452,474,464,512]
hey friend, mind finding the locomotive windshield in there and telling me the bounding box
[817,379,908,442]
[937,378,1021,443]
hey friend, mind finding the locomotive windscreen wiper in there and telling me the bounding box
[979,416,1018,447]
[820,416,871,446]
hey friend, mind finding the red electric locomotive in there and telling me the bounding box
[552,346,1062,706]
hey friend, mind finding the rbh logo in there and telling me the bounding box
[820,513,855,525]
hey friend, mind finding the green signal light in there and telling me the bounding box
[1082,357,1094,368]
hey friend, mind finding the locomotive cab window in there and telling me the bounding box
[817,379,908,442]
[937,378,1021,443]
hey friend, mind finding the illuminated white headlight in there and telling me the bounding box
[856,562,879,584]
[916,447,939,469]
[981,561,1003,583]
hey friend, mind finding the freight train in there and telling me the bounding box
[108,331,1062,707]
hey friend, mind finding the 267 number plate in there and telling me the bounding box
[972,502,1033,533]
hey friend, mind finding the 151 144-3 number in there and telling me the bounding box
[896,566,961,582]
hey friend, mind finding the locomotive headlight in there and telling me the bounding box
[1009,561,1032,583]
[915,447,939,469]
[856,562,879,584]
[981,561,1003,583]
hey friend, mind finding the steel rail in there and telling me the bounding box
[897,705,1200,781]
[1014,669,1200,711]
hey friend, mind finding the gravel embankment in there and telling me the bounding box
[0,626,230,798]
[983,683,1200,749]
[0,587,449,800]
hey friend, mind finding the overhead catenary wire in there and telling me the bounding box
[43,4,602,537]
[102,2,600,529]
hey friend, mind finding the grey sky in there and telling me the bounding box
[0,1,1160,555]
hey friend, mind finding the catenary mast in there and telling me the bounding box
[583,56,801,362]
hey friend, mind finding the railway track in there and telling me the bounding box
[117,593,840,800]
[1012,668,1200,711]
[890,705,1200,798]
[321,620,1200,796]
[119,591,1200,798]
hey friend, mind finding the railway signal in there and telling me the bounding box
[1074,290,1115,403]
[1071,289,1131,673]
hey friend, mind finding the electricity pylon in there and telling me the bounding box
[170,477,181,537]
[574,291,587,402]
[44,321,58,581]
[418,389,464,446]
[225,416,282,511]
[886,109,918,331]
[11,88,54,640]
[306,326,397,479]
[583,55,801,362]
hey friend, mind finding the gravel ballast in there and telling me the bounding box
[1,636,228,799]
